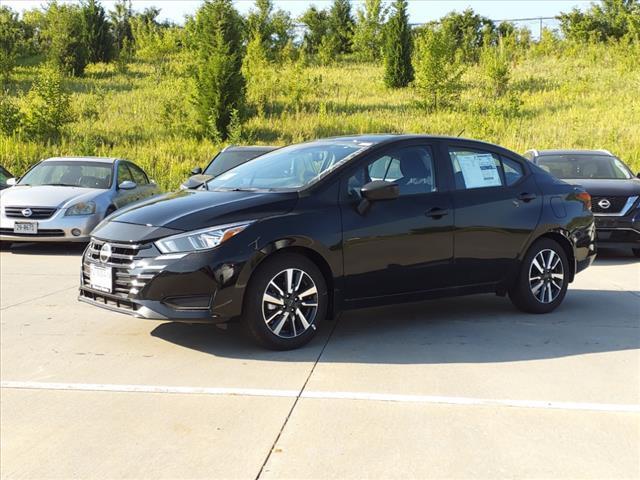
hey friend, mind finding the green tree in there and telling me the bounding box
[42,3,89,76]
[242,29,271,114]
[413,26,465,110]
[0,7,23,86]
[246,0,294,60]
[21,66,74,140]
[299,6,330,55]
[328,0,355,54]
[192,0,245,140]
[81,0,113,63]
[480,42,511,97]
[559,0,640,42]
[383,0,413,88]
[352,0,387,62]
[440,8,496,62]
[0,92,21,136]
[109,0,133,51]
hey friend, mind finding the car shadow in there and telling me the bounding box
[151,287,639,365]
[594,247,638,266]
[0,242,86,256]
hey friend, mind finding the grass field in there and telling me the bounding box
[1,41,639,190]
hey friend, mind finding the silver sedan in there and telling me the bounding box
[0,157,159,243]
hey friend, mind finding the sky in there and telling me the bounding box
[1,0,593,26]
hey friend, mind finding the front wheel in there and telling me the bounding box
[509,238,569,314]
[242,253,327,350]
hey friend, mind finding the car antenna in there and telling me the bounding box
[457,129,465,137]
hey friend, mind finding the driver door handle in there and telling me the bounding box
[425,207,449,218]
[518,192,537,202]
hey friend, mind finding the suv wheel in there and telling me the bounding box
[509,238,569,314]
[243,253,327,350]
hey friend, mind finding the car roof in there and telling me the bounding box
[530,149,614,157]
[317,134,511,150]
[42,156,120,164]
[223,146,279,152]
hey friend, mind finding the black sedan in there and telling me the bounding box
[525,149,640,257]
[79,135,596,349]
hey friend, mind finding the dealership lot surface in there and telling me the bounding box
[1,244,639,479]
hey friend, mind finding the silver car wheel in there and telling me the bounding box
[529,248,564,304]
[262,268,318,338]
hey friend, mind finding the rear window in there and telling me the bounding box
[537,155,632,180]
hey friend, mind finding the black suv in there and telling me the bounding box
[524,149,640,257]
[181,145,278,190]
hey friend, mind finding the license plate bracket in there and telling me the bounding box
[14,222,38,234]
[89,264,113,293]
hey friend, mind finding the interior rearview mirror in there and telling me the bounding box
[191,167,203,175]
[118,180,137,190]
[6,178,17,186]
[357,180,399,214]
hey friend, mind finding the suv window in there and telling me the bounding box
[449,148,503,190]
[347,146,436,198]
[117,163,134,184]
[128,163,149,185]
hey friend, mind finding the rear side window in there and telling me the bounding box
[501,157,524,186]
[449,149,503,189]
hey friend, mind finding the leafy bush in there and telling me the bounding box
[327,0,355,54]
[413,27,465,110]
[20,66,74,140]
[245,0,294,61]
[439,8,495,63]
[81,0,113,63]
[42,3,89,76]
[299,6,330,56]
[352,0,387,62]
[192,0,245,140]
[0,92,21,136]
[383,0,413,88]
[480,42,512,97]
[559,0,640,42]
[0,7,23,86]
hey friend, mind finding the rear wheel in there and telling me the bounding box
[509,238,569,314]
[243,253,327,350]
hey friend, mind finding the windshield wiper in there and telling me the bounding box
[47,183,78,187]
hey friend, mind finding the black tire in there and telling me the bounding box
[509,238,569,314]
[242,253,327,350]
[632,248,640,259]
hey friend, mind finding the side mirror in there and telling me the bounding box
[6,178,17,186]
[191,167,202,175]
[150,179,156,184]
[357,180,399,214]
[118,180,137,190]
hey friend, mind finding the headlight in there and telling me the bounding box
[65,201,96,216]
[155,221,253,254]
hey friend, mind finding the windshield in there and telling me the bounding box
[204,150,272,177]
[18,161,114,189]
[207,141,367,191]
[537,155,632,180]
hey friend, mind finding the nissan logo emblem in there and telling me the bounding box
[598,199,611,209]
[99,243,112,263]
[21,208,33,217]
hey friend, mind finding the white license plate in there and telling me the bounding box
[89,264,113,293]
[14,222,38,234]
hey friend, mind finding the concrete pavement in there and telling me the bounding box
[1,243,639,479]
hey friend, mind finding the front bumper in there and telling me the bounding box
[0,211,102,242]
[78,237,252,323]
[594,209,640,249]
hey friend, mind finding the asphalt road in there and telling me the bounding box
[1,243,638,479]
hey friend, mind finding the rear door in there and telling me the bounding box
[445,142,542,285]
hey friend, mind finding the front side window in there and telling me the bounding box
[128,163,149,185]
[117,163,134,183]
[207,141,368,191]
[347,145,436,198]
[537,154,632,179]
[18,161,113,189]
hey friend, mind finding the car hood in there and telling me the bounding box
[0,185,104,209]
[561,178,640,197]
[181,174,214,190]
[105,189,298,232]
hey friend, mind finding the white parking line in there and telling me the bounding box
[2,380,639,413]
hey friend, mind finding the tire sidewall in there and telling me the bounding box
[243,253,327,350]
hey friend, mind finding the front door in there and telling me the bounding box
[340,143,455,301]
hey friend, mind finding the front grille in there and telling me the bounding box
[0,228,65,237]
[4,206,57,219]
[591,196,629,214]
[82,238,155,298]
[79,289,140,312]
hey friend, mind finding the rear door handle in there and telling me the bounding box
[518,192,537,202]
[425,207,449,218]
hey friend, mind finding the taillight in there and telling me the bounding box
[576,191,592,210]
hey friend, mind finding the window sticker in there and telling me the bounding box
[455,153,502,188]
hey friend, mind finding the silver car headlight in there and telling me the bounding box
[65,201,96,216]
[155,221,254,254]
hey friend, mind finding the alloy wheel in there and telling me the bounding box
[529,248,564,304]
[262,268,319,338]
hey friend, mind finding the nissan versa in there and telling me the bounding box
[79,135,596,349]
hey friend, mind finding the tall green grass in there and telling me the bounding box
[1,41,638,190]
